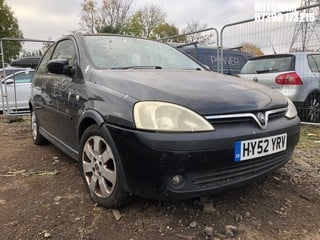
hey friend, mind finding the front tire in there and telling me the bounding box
[79,125,128,208]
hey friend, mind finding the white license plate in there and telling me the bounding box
[234,133,287,162]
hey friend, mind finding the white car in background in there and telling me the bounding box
[0,66,27,79]
[0,69,35,111]
[239,52,320,122]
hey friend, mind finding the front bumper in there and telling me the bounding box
[108,116,300,200]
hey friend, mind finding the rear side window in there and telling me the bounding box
[12,71,34,83]
[241,55,294,74]
[307,54,320,72]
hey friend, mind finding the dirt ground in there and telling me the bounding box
[0,116,319,240]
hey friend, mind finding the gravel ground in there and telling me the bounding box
[0,116,319,240]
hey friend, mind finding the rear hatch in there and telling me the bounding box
[239,54,296,91]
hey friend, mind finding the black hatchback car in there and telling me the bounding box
[30,34,300,208]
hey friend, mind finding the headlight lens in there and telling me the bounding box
[134,101,214,132]
[285,98,298,119]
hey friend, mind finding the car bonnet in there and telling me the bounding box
[91,69,288,116]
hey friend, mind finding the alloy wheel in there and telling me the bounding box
[307,95,320,123]
[82,135,116,198]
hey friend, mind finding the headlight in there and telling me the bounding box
[285,98,297,119]
[133,101,214,132]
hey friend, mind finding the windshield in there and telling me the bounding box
[240,56,294,74]
[84,35,202,70]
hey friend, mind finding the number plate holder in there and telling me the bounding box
[234,133,287,162]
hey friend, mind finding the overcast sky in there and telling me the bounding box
[5,0,302,53]
[5,0,264,41]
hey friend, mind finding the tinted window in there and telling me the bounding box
[307,54,320,72]
[37,46,54,74]
[84,36,202,70]
[241,56,294,74]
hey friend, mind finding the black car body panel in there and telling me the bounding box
[30,34,300,202]
[107,116,300,199]
[91,70,288,115]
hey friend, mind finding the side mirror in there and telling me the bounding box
[47,59,75,76]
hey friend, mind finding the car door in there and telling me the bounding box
[32,46,55,134]
[45,38,80,150]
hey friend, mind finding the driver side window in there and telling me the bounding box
[52,39,76,67]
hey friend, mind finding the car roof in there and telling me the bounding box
[0,66,26,71]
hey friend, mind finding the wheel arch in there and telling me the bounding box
[77,109,105,143]
[77,110,131,196]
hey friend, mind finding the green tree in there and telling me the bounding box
[97,0,132,34]
[0,0,23,63]
[140,4,166,38]
[151,23,179,40]
[80,0,133,34]
[126,4,166,39]
[126,11,144,36]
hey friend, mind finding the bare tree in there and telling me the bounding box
[79,0,132,34]
[182,20,214,44]
[80,0,98,33]
[97,0,133,33]
[139,4,166,38]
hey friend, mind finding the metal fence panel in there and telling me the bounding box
[159,28,221,73]
[220,3,320,124]
[0,38,54,118]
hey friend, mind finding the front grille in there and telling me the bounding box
[192,150,291,189]
[205,108,287,129]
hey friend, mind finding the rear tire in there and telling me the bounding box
[79,125,128,208]
[303,93,320,123]
[31,109,48,145]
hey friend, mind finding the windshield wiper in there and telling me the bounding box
[111,66,162,70]
[256,69,278,74]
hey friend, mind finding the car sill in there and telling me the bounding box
[39,127,79,161]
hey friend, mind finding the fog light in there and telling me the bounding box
[170,175,184,187]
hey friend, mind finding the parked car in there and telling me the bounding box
[30,34,300,208]
[239,52,320,122]
[11,56,41,69]
[0,66,28,79]
[0,69,34,111]
[180,45,253,75]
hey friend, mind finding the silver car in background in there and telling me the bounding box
[0,69,35,111]
[239,52,320,122]
[0,66,27,79]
